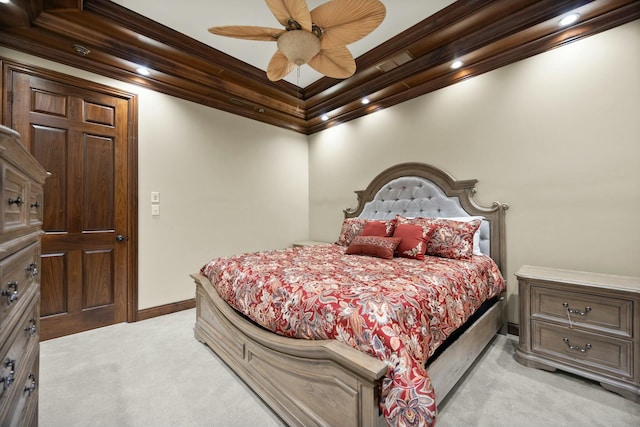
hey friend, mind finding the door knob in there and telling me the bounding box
[116,235,127,242]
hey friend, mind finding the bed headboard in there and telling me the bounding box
[344,163,509,274]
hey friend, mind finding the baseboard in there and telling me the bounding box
[137,298,196,321]
[507,322,519,336]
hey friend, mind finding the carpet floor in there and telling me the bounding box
[39,309,639,426]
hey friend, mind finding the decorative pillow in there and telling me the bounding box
[345,236,402,260]
[447,216,485,255]
[396,215,482,259]
[360,219,396,237]
[336,218,396,246]
[336,218,368,246]
[392,223,433,260]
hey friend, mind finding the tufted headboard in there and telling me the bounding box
[344,163,509,274]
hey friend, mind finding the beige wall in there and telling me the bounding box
[308,21,640,323]
[2,20,638,321]
[0,47,309,310]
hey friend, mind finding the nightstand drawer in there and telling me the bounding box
[532,321,633,380]
[532,286,632,337]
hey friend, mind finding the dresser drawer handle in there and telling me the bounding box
[24,318,37,337]
[8,196,23,206]
[30,200,40,209]
[563,337,592,353]
[562,302,591,316]
[24,373,37,396]
[2,281,19,305]
[25,263,38,277]
[1,358,16,389]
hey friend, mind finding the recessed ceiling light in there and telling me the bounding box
[136,67,151,76]
[0,0,10,4]
[559,13,580,26]
[451,60,464,70]
[361,98,370,105]
[321,115,329,121]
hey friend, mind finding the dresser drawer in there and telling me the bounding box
[27,185,43,227]
[531,286,632,337]
[4,351,38,427]
[0,293,39,417]
[532,321,633,380]
[0,242,40,333]
[2,165,30,234]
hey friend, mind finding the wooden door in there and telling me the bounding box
[6,67,136,340]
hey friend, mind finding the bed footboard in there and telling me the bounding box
[192,273,389,427]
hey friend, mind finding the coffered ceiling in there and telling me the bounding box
[1,0,638,134]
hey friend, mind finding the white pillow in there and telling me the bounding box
[446,216,485,256]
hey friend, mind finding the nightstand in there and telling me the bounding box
[292,241,330,248]
[515,265,639,403]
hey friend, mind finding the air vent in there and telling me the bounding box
[376,51,414,72]
[72,44,91,56]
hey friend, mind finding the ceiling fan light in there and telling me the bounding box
[277,30,320,66]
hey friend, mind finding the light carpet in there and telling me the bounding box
[40,309,639,426]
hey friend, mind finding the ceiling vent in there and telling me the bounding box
[376,51,414,72]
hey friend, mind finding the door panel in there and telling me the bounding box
[8,69,133,340]
[32,125,67,231]
[83,134,115,230]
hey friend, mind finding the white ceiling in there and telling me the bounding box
[111,0,456,87]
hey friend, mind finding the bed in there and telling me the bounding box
[191,162,509,427]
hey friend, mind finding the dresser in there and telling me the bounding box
[0,125,48,426]
[515,265,640,402]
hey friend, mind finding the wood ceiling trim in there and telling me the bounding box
[83,0,302,99]
[305,0,596,116]
[0,27,309,133]
[1,0,638,135]
[306,1,640,134]
[33,10,305,117]
[0,0,42,27]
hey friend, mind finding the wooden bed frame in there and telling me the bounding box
[191,162,509,427]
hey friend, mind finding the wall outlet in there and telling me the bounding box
[151,205,160,216]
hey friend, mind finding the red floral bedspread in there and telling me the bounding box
[200,243,505,427]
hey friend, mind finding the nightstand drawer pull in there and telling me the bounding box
[563,337,592,353]
[562,302,591,316]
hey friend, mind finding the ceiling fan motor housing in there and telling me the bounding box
[277,30,321,65]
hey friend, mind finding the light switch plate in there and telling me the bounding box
[151,192,160,203]
[151,205,160,216]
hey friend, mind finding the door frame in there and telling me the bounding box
[1,58,139,322]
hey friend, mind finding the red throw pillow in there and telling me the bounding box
[396,215,481,259]
[360,220,396,237]
[392,223,433,260]
[345,236,402,259]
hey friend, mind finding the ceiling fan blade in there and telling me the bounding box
[311,0,386,49]
[208,25,284,41]
[266,51,297,81]
[266,0,312,31]
[308,46,356,79]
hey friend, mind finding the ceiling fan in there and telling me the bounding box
[208,0,386,82]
